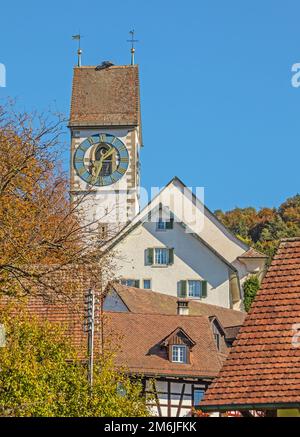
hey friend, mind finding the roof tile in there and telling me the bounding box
[200,238,300,410]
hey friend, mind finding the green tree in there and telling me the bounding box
[243,275,260,312]
[215,196,300,261]
[0,309,149,417]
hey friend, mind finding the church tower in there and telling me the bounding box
[69,62,142,231]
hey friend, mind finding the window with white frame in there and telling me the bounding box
[171,345,187,363]
[154,248,169,265]
[188,280,201,298]
[145,248,174,266]
[178,280,207,299]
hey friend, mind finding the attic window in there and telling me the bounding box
[157,219,166,230]
[121,279,140,288]
[156,218,174,231]
[212,322,221,350]
[172,345,187,363]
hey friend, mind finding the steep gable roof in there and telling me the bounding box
[160,327,196,348]
[200,238,300,411]
[69,65,140,127]
[106,283,246,328]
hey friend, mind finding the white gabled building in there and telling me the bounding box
[106,177,267,310]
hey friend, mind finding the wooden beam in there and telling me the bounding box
[152,380,162,417]
[177,383,186,417]
[167,381,171,417]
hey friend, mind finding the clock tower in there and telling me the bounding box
[69,63,142,231]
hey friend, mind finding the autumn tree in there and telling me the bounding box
[0,102,116,299]
[215,195,300,259]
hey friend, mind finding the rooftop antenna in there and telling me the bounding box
[72,33,83,67]
[127,30,138,65]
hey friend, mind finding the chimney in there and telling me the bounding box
[177,299,189,316]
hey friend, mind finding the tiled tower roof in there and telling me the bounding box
[69,65,140,127]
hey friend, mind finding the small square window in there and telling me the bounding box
[143,279,151,289]
[172,345,187,363]
[156,219,166,230]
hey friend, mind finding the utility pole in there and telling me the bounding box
[84,288,95,390]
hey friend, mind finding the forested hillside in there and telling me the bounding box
[215,194,300,259]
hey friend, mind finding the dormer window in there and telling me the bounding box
[172,345,187,363]
[209,316,226,352]
[213,324,220,350]
[160,327,195,365]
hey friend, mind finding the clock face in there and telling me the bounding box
[73,133,129,186]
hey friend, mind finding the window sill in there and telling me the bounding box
[151,264,171,268]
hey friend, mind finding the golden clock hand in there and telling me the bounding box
[101,146,114,160]
[91,158,103,184]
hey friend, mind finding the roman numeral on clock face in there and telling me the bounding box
[78,167,86,176]
[117,167,126,175]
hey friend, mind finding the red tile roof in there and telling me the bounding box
[109,283,245,328]
[238,247,267,259]
[104,312,224,378]
[69,65,140,127]
[0,265,101,357]
[200,238,300,411]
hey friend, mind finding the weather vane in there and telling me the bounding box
[72,33,83,67]
[127,30,139,65]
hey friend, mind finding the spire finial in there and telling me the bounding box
[72,33,83,67]
[127,30,139,65]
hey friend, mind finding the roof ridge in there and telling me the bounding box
[113,283,243,314]
[106,310,209,320]
[73,65,137,69]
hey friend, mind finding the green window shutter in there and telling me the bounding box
[166,212,174,229]
[146,248,154,265]
[168,248,174,264]
[201,280,207,298]
[134,280,140,288]
[178,280,187,298]
[166,218,174,229]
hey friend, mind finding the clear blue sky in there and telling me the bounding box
[1,0,299,211]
